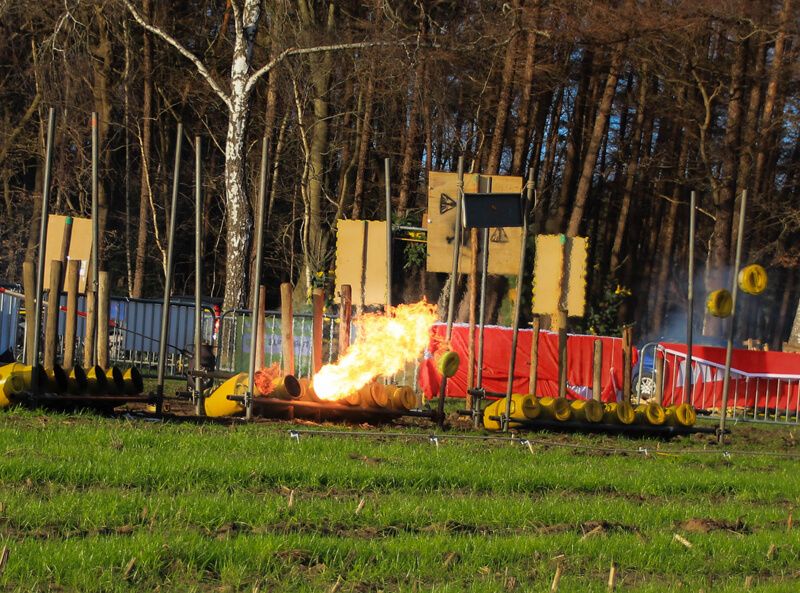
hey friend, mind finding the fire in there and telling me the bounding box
[312,300,437,401]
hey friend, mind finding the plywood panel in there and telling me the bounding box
[425,172,523,275]
[531,235,587,317]
[43,215,93,292]
[335,220,387,307]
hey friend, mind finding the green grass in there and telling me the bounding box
[1,407,799,591]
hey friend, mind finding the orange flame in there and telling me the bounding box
[313,300,437,401]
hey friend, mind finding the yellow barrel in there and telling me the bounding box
[438,351,460,378]
[539,396,572,421]
[570,399,604,423]
[0,363,47,391]
[707,289,732,318]
[45,365,68,392]
[603,401,635,424]
[0,367,24,408]
[297,378,322,402]
[738,264,767,295]
[665,403,697,427]
[122,367,144,395]
[84,365,109,394]
[340,390,361,406]
[66,366,88,394]
[482,398,507,430]
[634,402,666,425]
[271,375,301,400]
[512,393,541,419]
[104,367,125,395]
[204,372,249,417]
[359,381,389,408]
[388,385,416,410]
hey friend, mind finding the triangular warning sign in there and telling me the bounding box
[439,193,456,214]
[490,227,509,243]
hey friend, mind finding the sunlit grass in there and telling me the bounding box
[0,407,799,591]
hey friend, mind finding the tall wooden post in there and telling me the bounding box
[84,291,97,368]
[280,283,295,375]
[255,285,266,371]
[23,261,36,365]
[63,259,80,368]
[528,315,540,398]
[592,339,603,402]
[622,325,632,403]
[97,271,110,369]
[339,285,352,358]
[312,288,324,375]
[44,260,62,369]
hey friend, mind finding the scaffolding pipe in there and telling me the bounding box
[156,124,183,416]
[437,156,465,425]
[247,138,269,421]
[503,169,535,430]
[32,107,56,393]
[685,190,696,404]
[719,190,747,444]
[194,135,204,415]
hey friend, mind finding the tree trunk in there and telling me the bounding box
[132,0,153,298]
[566,45,623,237]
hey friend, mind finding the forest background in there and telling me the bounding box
[0,0,798,349]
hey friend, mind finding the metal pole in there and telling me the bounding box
[32,107,56,392]
[684,190,696,405]
[385,158,392,312]
[473,226,490,429]
[437,157,465,425]
[156,124,183,416]
[503,169,535,430]
[247,138,269,421]
[91,112,100,365]
[194,135,204,416]
[718,190,747,445]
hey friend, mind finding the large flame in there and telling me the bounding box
[313,300,437,401]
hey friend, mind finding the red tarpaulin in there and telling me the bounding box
[418,323,636,402]
[658,343,800,411]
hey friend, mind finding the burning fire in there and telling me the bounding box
[312,300,437,401]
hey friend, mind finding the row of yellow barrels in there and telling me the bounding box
[0,362,144,408]
[483,394,696,430]
[205,373,420,418]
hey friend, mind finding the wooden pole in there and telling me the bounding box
[63,259,80,368]
[593,339,603,402]
[622,325,632,403]
[557,310,568,399]
[44,260,62,369]
[339,285,352,358]
[97,271,110,369]
[84,291,96,368]
[58,216,73,288]
[281,283,294,374]
[23,261,36,365]
[529,315,540,398]
[312,288,324,375]
[255,285,266,371]
[654,356,665,405]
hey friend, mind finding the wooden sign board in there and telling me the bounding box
[335,220,387,307]
[426,171,523,275]
[43,215,93,292]
[531,235,587,317]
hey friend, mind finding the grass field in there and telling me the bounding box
[0,401,799,592]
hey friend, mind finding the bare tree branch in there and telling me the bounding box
[121,0,232,109]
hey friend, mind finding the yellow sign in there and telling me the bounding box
[425,171,523,275]
[531,235,587,317]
